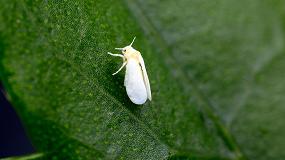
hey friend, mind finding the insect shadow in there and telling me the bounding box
[102,59,142,115]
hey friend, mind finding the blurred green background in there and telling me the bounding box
[0,0,285,159]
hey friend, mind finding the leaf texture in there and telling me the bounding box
[1,0,285,160]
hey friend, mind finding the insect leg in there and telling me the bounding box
[112,61,127,75]
[107,52,124,58]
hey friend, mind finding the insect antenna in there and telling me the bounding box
[129,37,136,46]
[115,48,123,50]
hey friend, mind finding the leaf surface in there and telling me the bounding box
[0,0,231,159]
[125,0,285,159]
[1,0,284,160]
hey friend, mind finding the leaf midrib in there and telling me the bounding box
[52,54,171,155]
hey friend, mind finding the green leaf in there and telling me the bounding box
[1,153,43,160]
[0,0,284,160]
[125,0,285,160]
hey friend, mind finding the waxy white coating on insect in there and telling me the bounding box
[107,37,151,105]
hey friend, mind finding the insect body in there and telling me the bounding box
[108,37,151,105]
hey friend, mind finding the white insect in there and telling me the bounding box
[108,37,151,105]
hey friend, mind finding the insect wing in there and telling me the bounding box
[138,53,152,100]
[124,59,148,104]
